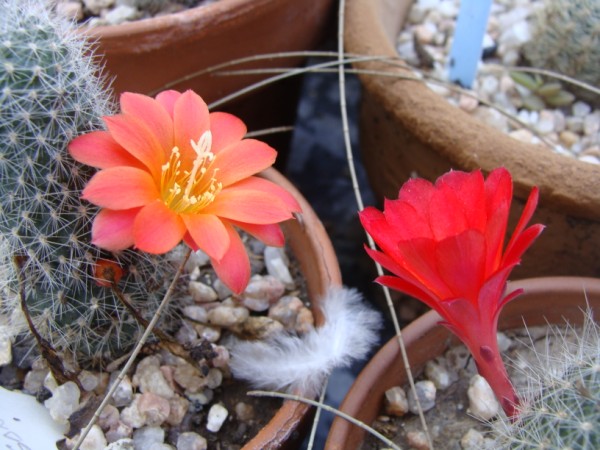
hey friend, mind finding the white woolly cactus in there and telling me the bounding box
[0,0,179,367]
[491,309,599,449]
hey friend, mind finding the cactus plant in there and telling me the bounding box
[523,0,600,105]
[491,309,599,449]
[0,0,180,368]
[510,71,575,111]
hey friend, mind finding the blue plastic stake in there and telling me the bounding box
[448,0,493,88]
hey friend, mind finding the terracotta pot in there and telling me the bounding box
[325,276,600,450]
[344,0,600,279]
[246,168,342,449]
[82,0,336,166]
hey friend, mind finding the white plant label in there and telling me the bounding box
[0,386,66,450]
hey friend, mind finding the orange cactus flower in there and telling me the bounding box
[359,168,544,417]
[69,90,301,294]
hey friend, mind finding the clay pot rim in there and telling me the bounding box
[325,275,600,449]
[247,167,342,449]
[81,0,279,47]
[344,0,600,221]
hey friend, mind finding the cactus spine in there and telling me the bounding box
[0,0,179,367]
[491,310,599,449]
[523,0,600,105]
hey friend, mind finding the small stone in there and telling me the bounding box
[212,278,233,300]
[232,316,284,340]
[166,395,190,426]
[133,426,165,448]
[176,432,208,450]
[243,274,286,310]
[105,5,139,25]
[496,331,512,353]
[461,428,485,450]
[384,386,408,416]
[44,381,80,424]
[138,392,170,426]
[206,305,249,327]
[173,361,205,393]
[23,365,48,394]
[424,360,455,389]
[536,110,555,135]
[206,403,228,432]
[0,336,12,366]
[566,116,584,133]
[182,305,208,322]
[210,345,230,368]
[458,94,478,112]
[148,444,174,450]
[559,130,579,149]
[83,0,115,16]
[406,430,430,450]
[186,389,213,407]
[234,402,255,422]
[106,421,133,443]
[264,247,294,288]
[509,128,534,144]
[176,320,199,346]
[184,250,210,273]
[268,295,304,329]
[583,111,600,136]
[294,306,315,334]
[43,371,58,393]
[98,404,120,430]
[121,394,146,429]
[78,370,100,392]
[105,438,135,450]
[193,324,221,343]
[473,106,509,133]
[133,356,175,399]
[467,374,500,420]
[56,1,84,21]
[414,23,437,45]
[407,380,436,414]
[205,368,223,389]
[188,281,218,303]
[110,374,134,407]
[572,101,592,117]
[72,424,107,450]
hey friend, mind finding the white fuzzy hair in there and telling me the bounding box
[229,287,382,397]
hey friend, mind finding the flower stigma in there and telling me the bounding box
[160,131,222,213]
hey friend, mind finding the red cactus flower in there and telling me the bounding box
[69,90,300,294]
[359,168,544,417]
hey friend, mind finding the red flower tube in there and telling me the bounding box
[359,168,544,417]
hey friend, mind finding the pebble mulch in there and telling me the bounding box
[397,0,600,165]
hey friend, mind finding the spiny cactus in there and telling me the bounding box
[0,0,180,368]
[523,0,600,105]
[491,309,599,449]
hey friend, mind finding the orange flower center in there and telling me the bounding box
[160,131,222,214]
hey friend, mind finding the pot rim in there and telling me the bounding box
[245,167,342,449]
[344,0,600,220]
[325,276,600,449]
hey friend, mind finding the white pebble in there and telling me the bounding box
[408,380,436,413]
[176,432,207,450]
[583,112,600,136]
[206,403,228,432]
[166,395,190,426]
[264,247,294,288]
[424,360,456,389]
[536,110,555,135]
[133,356,175,399]
[182,305,208,322]
[121,394,146,429]
[137,392,171,426]
[406,430,430,450]
[173,361,206,393]
[106,421,133,443]
[83,0,114,16]
[74,424,107,450]
[44,381,80,424]
[467,374,500,420]
[110,374,134,407]
[573,101,592,117]
[384,386,409,416]
[496,332,512,353]
[55,1,84,21]
[133,426,165,449]
[105,438,135,450]
[98,404,120,430]
[206,305,249,327]
[461,428,485,450]
[105,5,139,25]
[0,336,12,366]
[188,281,218,303]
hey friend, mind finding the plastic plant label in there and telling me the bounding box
[0,386,66,450]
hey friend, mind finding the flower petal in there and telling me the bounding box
[210,223,250,294]
[229,220,285,247]
[213,139,277,187]
[155,90,181,118]
[204,188,293,224]
[503,187,542,261]
[209,112,247,154]
[120,92,174,153]
[82,167,159,210]
[104,114,166,178]
[225,176,301,212]
[173,90,210,164]
[91,208,139,251]
[133,200,186,254]
[182,214,230,260]
[69,131,145,170]
[484,168,512,272]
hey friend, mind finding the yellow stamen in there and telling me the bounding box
[160,131,222,214]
